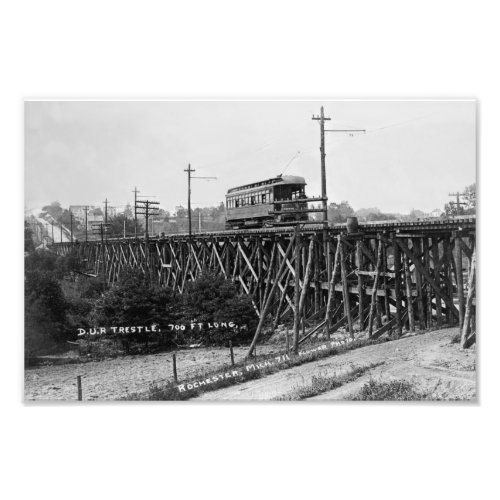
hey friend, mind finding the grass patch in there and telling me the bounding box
[124,336,391,401]
[274,362,384,401]
[351,379,424,400]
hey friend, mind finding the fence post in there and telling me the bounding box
[77,375,82,401]
[229,340,235,367]
[172,353,178,383]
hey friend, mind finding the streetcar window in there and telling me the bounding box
[235,198,240,207]
[261,192,266,203]
[251,195,255,205]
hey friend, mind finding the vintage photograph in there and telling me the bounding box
[24,100,477,401]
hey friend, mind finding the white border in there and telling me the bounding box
[4,2,499,499]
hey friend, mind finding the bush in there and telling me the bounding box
[180,271,258,345]
[91,268,180,346]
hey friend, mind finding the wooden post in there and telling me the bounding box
[356,240,365,330]
[77,375,82,401]
[246,235,295,358]
[460,248,476,348]
[314,241,321,314]
[298,239,314,318]
[367,237,382,337]
[324,237,341,338]
[413,238,425,330]
[432,237,442,328]
[172,353,178,383]
[403,253,415,332]
[382,241,390,321]
[456,236,465,329]
[229,340,235,367]
[423,237,432,329]
[443,236,453,325]
[339,238,354,338]
[286,326,290,354]
[392,235,403,337]
[292,225,301,353]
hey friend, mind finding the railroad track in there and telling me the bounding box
[81,215,475,243]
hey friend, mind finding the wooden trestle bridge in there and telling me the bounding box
[51,217,477,348]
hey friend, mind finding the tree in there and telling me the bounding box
[41,201,63,220]
[24,221,35,253]
[25,270,70,356]
[444,183,476,216]
[123,203,133,218]
[107,214,136,237]
[327,201,355,223]
[462,183,476,214]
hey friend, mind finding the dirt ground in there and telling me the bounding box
[24,327,476,401]
[24,344,280,401]
[195,327,476,401]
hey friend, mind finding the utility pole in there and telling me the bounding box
[313,106,365,282]
[91,222,111,288]
[184,164,217,238]
[135,199,159,280]
[312,106,331,228]
[69,210,74,243]
[132,187,140,237]
[103,198,108,224]
[60,217,63,243]
[185,164,195,238]
[83,206,89,242]
[51,222,54,243]
[103,198,109,241]
[448,192,466,215]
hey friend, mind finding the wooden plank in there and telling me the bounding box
[339,239,354,338]
[246,234,296,358]
[403,253,415,332]
[460,247,476,348]
[392,235,403,337]
[413,238,425,330]
[371,310,409,340]
[356,241,365,330]
[368,238,382,337]
[455,236,465,328]
[398,238,459,320]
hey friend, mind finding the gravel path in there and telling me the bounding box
[24,344,280,401]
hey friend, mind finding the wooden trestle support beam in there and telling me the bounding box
[51,220,476,348]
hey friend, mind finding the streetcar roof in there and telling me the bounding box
[226,175,306,195]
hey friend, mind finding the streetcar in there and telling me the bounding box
[225,174,309,229]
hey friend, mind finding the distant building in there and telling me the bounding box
[429,208,443,218]
[69,205,96,223]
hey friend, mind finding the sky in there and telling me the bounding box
[24,100,476,215]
